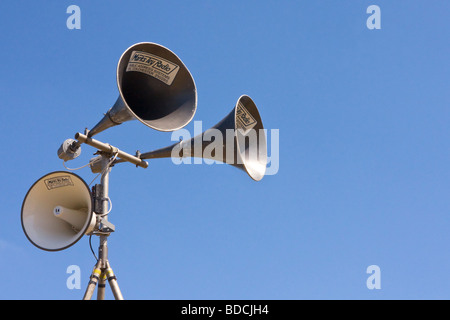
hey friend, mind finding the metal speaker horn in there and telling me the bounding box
[138,95,267,181]
[88,42,197,137]
[21,171,96,251]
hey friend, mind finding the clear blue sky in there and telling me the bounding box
[1,1,449,300]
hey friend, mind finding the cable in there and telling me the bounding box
[62,160,92,171]
[88,152,118,220]
[89,235,98,261]
[87,152,119,259]
[88,172,102,187]
[97,197,112,217]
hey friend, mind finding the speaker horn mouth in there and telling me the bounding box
[116,42,197,132]
[234,95,267,181]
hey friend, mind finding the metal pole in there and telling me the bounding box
[98,155,123,300]
[98,154,110,275]
[98,156,110,299]
[81,154,124,300]
[96,231,108,300]
[83,155,111,300]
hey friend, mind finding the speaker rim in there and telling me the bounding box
[21,171,94,252]
[116,41,198,132]
[234,94,267,181]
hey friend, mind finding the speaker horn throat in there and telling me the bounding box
[88,97,135,137]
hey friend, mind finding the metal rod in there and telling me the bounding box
[74,132,148,169]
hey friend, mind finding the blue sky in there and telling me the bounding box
[1,1,449,300]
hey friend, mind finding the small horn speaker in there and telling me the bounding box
[21,171,96,251]
[88,42,197,137]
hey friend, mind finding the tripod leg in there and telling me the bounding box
[105,261,124,300]
[82,260,102,300]
[96,271,107,300]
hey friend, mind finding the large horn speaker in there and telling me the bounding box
[88,42,197,137]
[137,95,267,181]
[21,171,96,251]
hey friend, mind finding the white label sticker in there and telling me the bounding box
[236,102,257,134]
[126,50,180,85]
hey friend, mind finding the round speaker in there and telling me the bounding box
[21,171,96,251]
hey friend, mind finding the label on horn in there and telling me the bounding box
[236,103,257,135]
[126,50,180,85]
[44,176,74,190]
